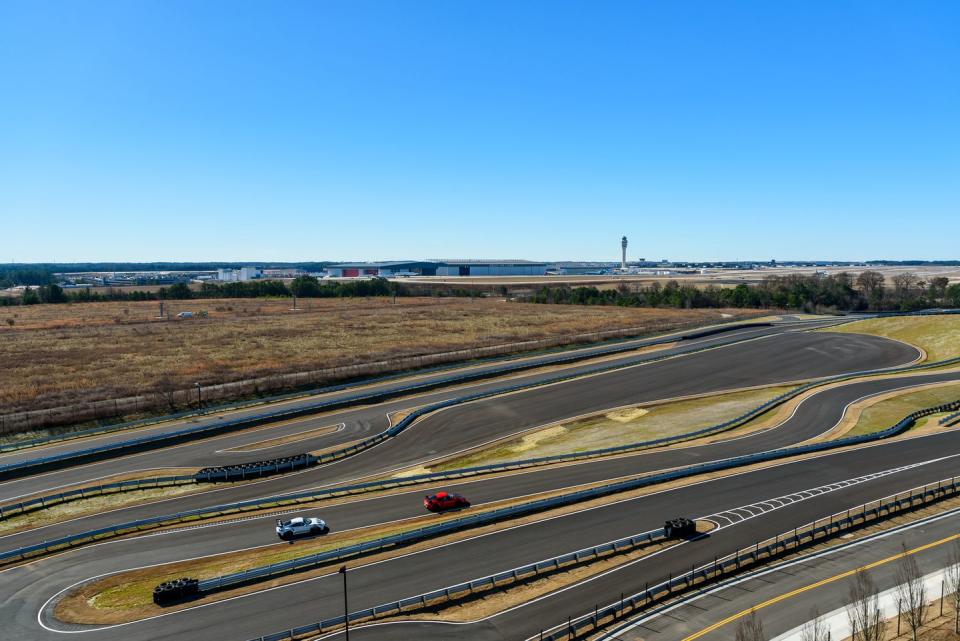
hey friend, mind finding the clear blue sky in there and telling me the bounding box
[1,1,957,263]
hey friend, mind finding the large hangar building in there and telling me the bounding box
[327,260,547,278]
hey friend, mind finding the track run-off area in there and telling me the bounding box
[3,314,960,641]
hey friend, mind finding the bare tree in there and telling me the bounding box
[154,374,179,411]
[895,544,927,640]
[735,609,766,641]
[892,272,921,302]
[847,568,884,641]
[944,540,960,633]
[856,270,885,295]
[800,607,830,641]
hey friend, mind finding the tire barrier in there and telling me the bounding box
[196,454,316,483]
[0,322,778,482]
[152,577,199,606]
[244,474,960,641]
[663,518,696,538]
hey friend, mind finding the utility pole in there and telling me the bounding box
[339,565,350,640]
[195,383,202,413]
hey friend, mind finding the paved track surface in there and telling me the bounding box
[0,327,916,505]
[0,323,799,498]
[2,320,956,641]
[608,509,960,641]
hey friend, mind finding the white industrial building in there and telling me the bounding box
[326,260,548,278]
[217,267,262,282]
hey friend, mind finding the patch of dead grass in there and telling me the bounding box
[0,298,762,415]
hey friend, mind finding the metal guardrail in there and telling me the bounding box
[940,410,960,427]
[179,400,959,598]
[244,472,960,641]
[0,323,780,482]
[0,455,320,520]
[0,321,776,456]
[2,308,952,459]
[246,529,668,641]
[0,474,197,520]
[540,474,960,641]
[2,349,957,562]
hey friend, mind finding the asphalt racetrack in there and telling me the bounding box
[3,319,957,641]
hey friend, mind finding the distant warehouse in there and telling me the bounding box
[433,260,547,276]
[327,260,547,278]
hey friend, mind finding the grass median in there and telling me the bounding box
[829,382,960,438]
[423,385,796,472]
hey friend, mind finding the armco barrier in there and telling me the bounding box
[4,309,952,456]
[0,474,198,520]
[244,473,960,641]
[8,346,958,522]
[180,400,959,597]
[940,410,960,427]
[0,321,778,455]
[3,317,770,440]
[2,357,958,564]
[243,528,669,640]
[539,475,960,641]
[0,323,780,481]
[0,455,317,520]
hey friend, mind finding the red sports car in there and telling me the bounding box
[424,491,471,512]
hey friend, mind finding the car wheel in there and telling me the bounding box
[322,525,330,534]
[462,501,471,508]
[310,526,321,534]
[280,531,293,541]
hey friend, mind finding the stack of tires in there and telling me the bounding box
[153,577,200,605]
[664,517,697,539]
[196,453,315,482]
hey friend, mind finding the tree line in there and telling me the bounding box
[0,276,406,306]
[3,272,958,312]
[526,272,960,312]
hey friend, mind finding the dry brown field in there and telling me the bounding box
[0,297,761,416]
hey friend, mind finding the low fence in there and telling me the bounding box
[0,323,778,481]
[244,474,960,641]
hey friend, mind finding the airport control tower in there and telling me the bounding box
[621,236,628,270]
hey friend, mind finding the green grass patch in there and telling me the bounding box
[432,385,796,471]
[825,315,960,362]
[846,383,960,437]
[0,484,204,535]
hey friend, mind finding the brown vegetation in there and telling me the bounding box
[0,297,759,421]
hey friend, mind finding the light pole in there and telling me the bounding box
[339,565,350,640]
[195,383,202,413]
